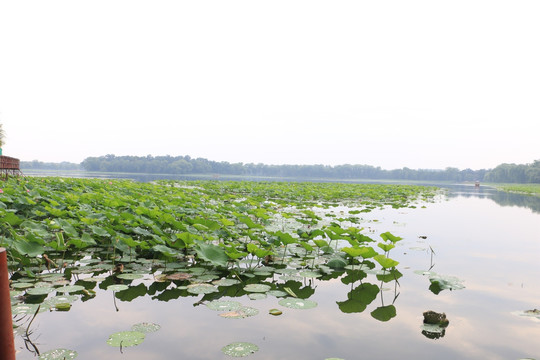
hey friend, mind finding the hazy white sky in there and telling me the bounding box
[0,1,538,170]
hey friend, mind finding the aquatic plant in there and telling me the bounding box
[1,177,439,358]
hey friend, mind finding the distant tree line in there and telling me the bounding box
[80,154,492,182]
[483,160,540,183]
[21,160,82,170]
[21,155,540,183]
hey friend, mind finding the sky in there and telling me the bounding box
[0,1,539,170]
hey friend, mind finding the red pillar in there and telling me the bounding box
[0,248,16,360]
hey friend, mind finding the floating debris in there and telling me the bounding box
[423,310,449,326]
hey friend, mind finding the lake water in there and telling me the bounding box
[12,179,540,360]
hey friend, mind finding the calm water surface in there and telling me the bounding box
[13,182,540,359]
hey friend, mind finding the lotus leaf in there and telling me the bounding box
[54,303,71,311]
[187,283,219,294]
[206,300,243,311]
[115,273,144,280]
[213,278,241,286]
[221,342,259,357]
[12,303,47,315]
[107,330,146,347]
[219,306,259,319]
[56,285,86,293]
[38,348,78,360]
[12,282,34,289]
[269,308,282,316]
[131,322,161,333]
[299,270,322,278]
[243,284,271,293]
[107,284,129,292]
[278,297,318,309]
[373,254,399,269]
[195,243,229,267]
[267,290,288,297]
[370,305,397,322]
[45,295,78,306]
[164,272,192,281]
[428,274,465,294]
[27,287,55,296]
[248,293,267,300]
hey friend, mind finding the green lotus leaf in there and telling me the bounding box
[12,303,47,315]
[269,308,282,316]
[107,284,129,292]
[12,282,34,289]
[420,323,446,334]
[152,245,180,258]
[39,273,67,281]
[10,290,23,298]
[194,274,220,282]
[131,322,161,333]
[248,293,267,300]
[45,295,78,306]
[186,283,219,294]
[89,225,111,237]
[370,305,397,322]
[56,285,86,293]
[1,212,23,226]
[428,274,465,294]
[336,282,379,314]
[54,303,71,311]
[213,278,241,286]
[299,270,322,278]
[38,348,78,360]
[219,306,259,319]
[26,287,55,296]
[187,267,207,275]
[278,297,318,310]
[106,330,145,347]
[243,284,271,293]
[221,342,259,357]
[206,300,243,311]
[13,239,45,257]
[115,273,144,280]
[377,243,395,252]
[380,231,402,243]
[252,268,274,276]
[194,243,228,267]
[327,257,347,269]
[373,254,399,269]
[267,290,288,297]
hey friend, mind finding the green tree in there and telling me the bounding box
[0,123,5,149]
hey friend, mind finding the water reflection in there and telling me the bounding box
[445,183,540,213]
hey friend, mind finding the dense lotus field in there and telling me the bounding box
[1,177,440,358]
